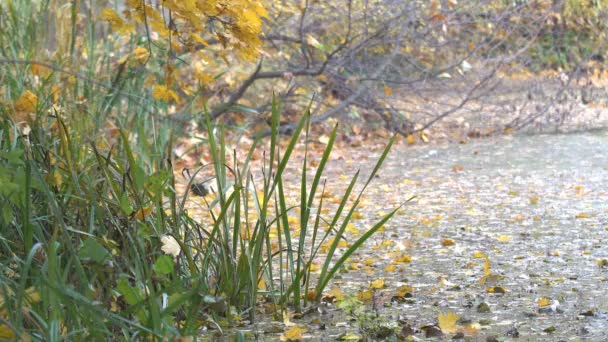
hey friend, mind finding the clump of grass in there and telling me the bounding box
[0,1,403,339]
[195,99,403,324]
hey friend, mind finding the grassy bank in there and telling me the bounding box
[0,2,398,339]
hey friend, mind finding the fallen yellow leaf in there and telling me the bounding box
[537,297,551,307]
[357,290,373,302]
[472,251,486,258]
[497,234,512,242]
[463,322,481,336]
[384,84,392,96]
[441,238,455,246]
[420,130,429,142]
[370,278,385,289]
[484,257,490,276]
[397,285,414,293]
[307,263,320,272]
[486,286,506,293]
[438,311,459,333]
[280,326,306,341]
[325,288,344,301]
[394,253,412,263]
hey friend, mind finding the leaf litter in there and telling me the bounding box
[185,131,608,340]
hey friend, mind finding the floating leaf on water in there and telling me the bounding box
[394,253,412,263]
[472,251,486,259]
[537,297,551,307]
[323,288,344,302]
[337,332,362,340]
[441,238,455,246]
[384,264,396,272]
[438,311,459,333]
[477,302,491,313]
[543,326,555,333]
[463,322,481,336]
[370,278,385,289]
[486,286,506,294]
[497,234,512,242]
[573,185,586,196]
[484,257,491,276]
[280,326,306,342]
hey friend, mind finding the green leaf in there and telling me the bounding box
[4,148,24,165]
[119,192,132,215]
[116,277,140,306]
[154,255,174,275]
[78,238,110,263]
[132,164,145,190]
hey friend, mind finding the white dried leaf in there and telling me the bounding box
[160,235,181,257]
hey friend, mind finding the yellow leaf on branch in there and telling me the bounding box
[100,8,135,35]
[152,84,180,104]
[14,90,38,112]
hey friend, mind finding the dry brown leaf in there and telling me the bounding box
[441,238,455,246]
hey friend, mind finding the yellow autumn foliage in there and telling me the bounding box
[14,90,38,112]
[281,326,306,341]
[101,0,266,61]
[152,85,180,104]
